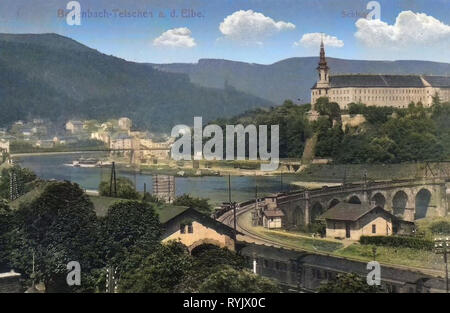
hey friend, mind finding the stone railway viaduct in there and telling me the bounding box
[267,178,450,227]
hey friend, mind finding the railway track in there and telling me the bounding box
[217,203,447,278]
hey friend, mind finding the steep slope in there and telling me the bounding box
[0,33,273,132]
[150,58,450,104]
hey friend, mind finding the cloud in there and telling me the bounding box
[153,27,196,48]
[355,11,450,47]
[219,10,295,43]
[294,33,344,48]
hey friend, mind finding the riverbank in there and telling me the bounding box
[11,151,89,158]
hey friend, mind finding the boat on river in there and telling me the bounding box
[66,157,111,168]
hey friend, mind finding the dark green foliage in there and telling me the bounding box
[101,200,161,265]
[213,100,312,159]
[0,200,13,271]
[360,235,433,250]
[429,221,450,234]
[178,244,247,292]
[119,241,192,293]
[316,102,449,163]
[8,181,102,292]
[0,34,272,132]
[317,273,381,293]
[314,118,344,158]
[142,192,163,204]
[173,194,212,215]
[9,139,106,154]
[348,102,366,115]
[119,243,279,293]
[98,177,139,199]
[198,266,280,293]
[315,97,341,121]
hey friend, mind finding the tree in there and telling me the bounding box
[142,192,163,204]
[177,244,247,292]
[119,241,191,293]
[198,265,280,293]
[0,200,13,271]
[98,177,139,199]
[432,92,441,108]
[11,181,102,292]
[348,102,366,115]
[173,194,212,215]
[317,273,381,293]
[315,97,341,121]
[101,200,161,267]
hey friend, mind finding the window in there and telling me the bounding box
[372,224,376,234]
[187,222,193,233]
[180,224,185,234]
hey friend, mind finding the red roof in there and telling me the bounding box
[263,209,285,218]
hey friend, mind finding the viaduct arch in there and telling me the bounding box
[269,178,449,227]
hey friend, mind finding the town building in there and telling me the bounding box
[65,120,84,134]
[0,139,10,154]
[160,206,237,252]
[53,136,78,145]
[109,133,138,154]
[31,125,47,135]
[319,203,393,240]
[21,128,32,137]
[138,138,171,161]
[118,117,132,131]
[91,130,110,145]
[311,40,450,109]
[262,210,284,229]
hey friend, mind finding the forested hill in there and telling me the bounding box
[0,33,272,132]
[150,58,450,104]
[213,98,450,164]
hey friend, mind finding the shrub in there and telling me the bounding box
[360,235,433,251]
[98,177,139,199]
[430,221,450,234]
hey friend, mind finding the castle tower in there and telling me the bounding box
[316,36,330,89]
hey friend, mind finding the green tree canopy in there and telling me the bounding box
[173,194,212,215]
[198,265,280,293]
[98,177,139,199]
[10,181,102,292]
[317,273,381,293]
[101,200,161,265]
[119,241,191,293]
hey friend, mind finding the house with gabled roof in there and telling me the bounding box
[319,202,394,240]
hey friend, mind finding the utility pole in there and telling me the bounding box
[253,172,259,226]
[109,162,117,197]
[255,174,258,212]
[434,237,449,293]
[228,174,237,240]
[280,168,283,193]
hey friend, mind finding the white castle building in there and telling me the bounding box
[311,40,450,109]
